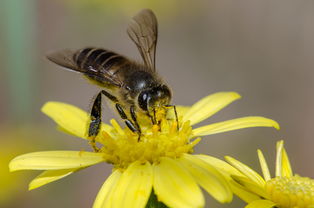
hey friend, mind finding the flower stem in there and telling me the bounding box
[146,190,168,208]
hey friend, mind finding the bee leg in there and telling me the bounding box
[147,111,156,125]
[101,90,118,103]
[130,105,141,131]
[100,89,141,140]
[153,108,157,124]
[88,92,102,152]
[130,105,142,140]
[115,103,141,139]
[165,104,179,131]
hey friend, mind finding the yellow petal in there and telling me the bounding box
[225,156,265,188]
[196,155,261,203]
[183,92,241,126]
[153,157,204,208]
[276,140,293,177]
[231,175,268,198]
[112,161,153,208]
[245,200,277,208]
[178,154,232,203]
[29,168,79,190]
[192,116,279,137]
[167,105,190,119]
[9,151,104,171]
[196,154,243,178]
[257,149,271,181]
[229,180,261,203]
[42,102,113,139]
[281,147,293,177]
[275,140,284,177]
[93,170,122,208]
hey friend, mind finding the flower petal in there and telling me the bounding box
[245,200,277,208]
[196,155,261,203]
[231,175,268,198]
[276,140,293,177]
[167,105,190,119]
[281,147,293,177]
[275,140,284,177]
[257,149,271,181]
[153,157,204,208]
[229,180,261,203]
[192,116,279,137]
[183,92,241,126]
[93,170,122,208]
[42,102,113,139]
[9,151,104,171]
[178,154,232,203]
[196,154,243,178]
[112,161,153,208]
[29,168,79,190]
[225,156,265,188]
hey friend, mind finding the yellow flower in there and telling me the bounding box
[9,92,279,208]
[214,140,314,208]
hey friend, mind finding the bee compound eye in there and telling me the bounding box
[138,91,149,111]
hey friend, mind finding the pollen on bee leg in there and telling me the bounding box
[88,139,100,152]
[86,135,100,152]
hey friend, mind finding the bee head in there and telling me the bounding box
[138,85,171,112]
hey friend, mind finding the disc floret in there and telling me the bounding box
[98,118,201,169]
[265,175,314,208]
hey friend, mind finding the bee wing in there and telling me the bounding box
[127,9,158,71]
[46,49,122,87]
[46,49,79,71]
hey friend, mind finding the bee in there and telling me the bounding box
[47,9,178,150]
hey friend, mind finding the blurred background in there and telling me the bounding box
[1,0,313,207]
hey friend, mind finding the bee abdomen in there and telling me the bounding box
[74,48,127,73]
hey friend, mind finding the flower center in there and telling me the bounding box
[96,118,200,170]
[265,175,314,208]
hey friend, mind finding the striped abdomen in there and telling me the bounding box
[73,48,130,85]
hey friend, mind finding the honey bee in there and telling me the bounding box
[47,9,177,150]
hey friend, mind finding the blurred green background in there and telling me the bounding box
[1,0,313,207]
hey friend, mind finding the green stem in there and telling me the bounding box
[146,190,168,208]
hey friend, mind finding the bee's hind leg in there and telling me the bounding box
[88,92,102,152]
[88,89,120,151]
